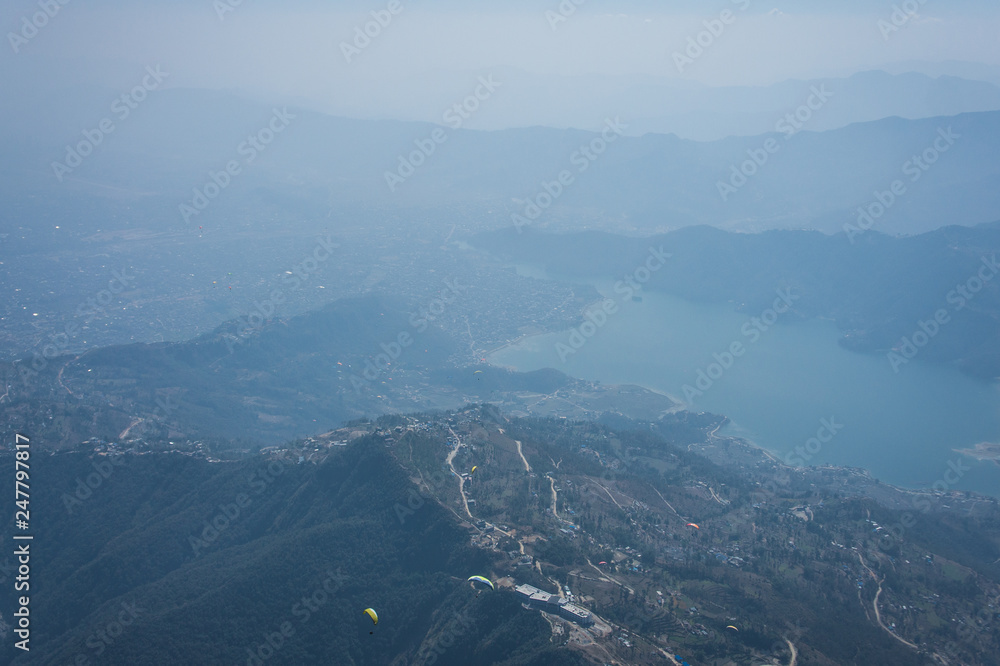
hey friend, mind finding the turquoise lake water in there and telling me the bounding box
[491,274,1000,497]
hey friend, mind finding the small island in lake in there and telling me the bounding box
[956,441,1000,466]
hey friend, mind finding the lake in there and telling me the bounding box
[491,272,1000,497]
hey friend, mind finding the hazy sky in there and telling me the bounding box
[4,1,1000,121]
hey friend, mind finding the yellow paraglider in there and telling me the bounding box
[471,466,478,475]
[468,575,494,590]
[468,575,494,597]
[726,625,739,632]
[363,608,378,634]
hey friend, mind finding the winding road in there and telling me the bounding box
[706,485,730,506]
[785,638,798,666]
[119,418,144,440]
[515,439,531,472]
[856,552,918,651]
[596,483,625,511]
[584,558,635,595]
[58,356,80,397]
[446,427,473,519]
[651,485,682,518]
[547,475,560,518]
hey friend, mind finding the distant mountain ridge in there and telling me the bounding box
[287,67,1000,140]
[578,69,1000,140]
[2,84,1000,237]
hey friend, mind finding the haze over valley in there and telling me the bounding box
[2,2,1000,664]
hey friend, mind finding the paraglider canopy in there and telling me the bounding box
[726,625,739,632]
[686,523,700,529]
[467,575,495,590]
[363,608,379,633]
[470,466,478,474]
[598,561,607,565]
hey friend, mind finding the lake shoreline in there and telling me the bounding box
[488,287,1000,498]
